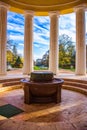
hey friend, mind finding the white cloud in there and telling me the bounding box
[34,32,49,45]
[7,23,24,33]
[17,49,24,57]
[34,44,40,48]
[8,11,24,23]
[59,13,76,42]
[33,51,47,61]
[60,13,75,27]
[34,16,49,23]
[33,54,42,61]
[9,35,24,41]
[59,29,76,42]
[7,11,87,61]
[19,43,24,46]
[34,23,49,31]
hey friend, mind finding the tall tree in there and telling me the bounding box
[12,44,18,57]
[59,34,75,68]
[6,38,19,68]
[6,39,14,67]
[7,39,13,51]
[41,50,49,67]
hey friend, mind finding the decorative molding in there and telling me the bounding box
[10,0,80,8]
[49,11,60,17]
[74,4,87,12]
[24,10,34,16]
[0,1,10,9]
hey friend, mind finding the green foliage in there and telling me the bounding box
[6,38,23,69]
[59,34,75,69]
[14,56,23,68]
[7,34,75,70]
[34,66,41,70]
[34,34,75,70]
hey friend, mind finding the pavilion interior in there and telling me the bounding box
[0,0,87,130]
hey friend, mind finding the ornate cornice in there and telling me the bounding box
[74,4,87,12]
[49,11,60,17]
[10,0,80,7]
[0,0,86,15]
[0,1,10,9]
[24,10,34,17]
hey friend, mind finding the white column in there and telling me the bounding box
[0,3,9,75]
[49,11,59,75]
[75,5,86,75]
[23,11,34,75]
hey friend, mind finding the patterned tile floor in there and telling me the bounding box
[0,88,87,130]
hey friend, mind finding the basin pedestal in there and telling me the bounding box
[21,78,64,104]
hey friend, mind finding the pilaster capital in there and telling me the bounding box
[49,11,60,18]
[0,1,10,10]
[24,10,34,17]
[74,4,87,12]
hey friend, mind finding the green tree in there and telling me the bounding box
[7,39,13,51]
[14,56,23,68]
[6,39,14,67]
[59,34,75,68]
[41,50,49,67]
[6,38,20,68]
[34,34,75,70]
[11,45,18,67]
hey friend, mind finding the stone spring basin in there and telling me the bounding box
[21,71,64,104]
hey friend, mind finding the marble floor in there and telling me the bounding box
[0,88,87,130]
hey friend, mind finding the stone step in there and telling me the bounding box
[0,78,23,88]
[63,78,87,84]
[0,77,23,83]
[0,77,87,95]
[2,81,21,87]
[0,84,22,93]
[64,81,87,90]
[62,78,87,95]
[63,85,87,96]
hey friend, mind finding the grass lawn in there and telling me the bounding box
[34,66,75,72]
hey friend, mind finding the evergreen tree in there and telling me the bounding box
[14,56,23,68]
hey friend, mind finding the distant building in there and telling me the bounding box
[35,59,42,66]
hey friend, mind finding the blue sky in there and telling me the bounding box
[7,11,87,61]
